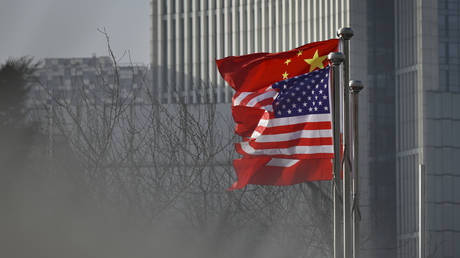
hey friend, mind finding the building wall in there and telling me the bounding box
[358,0,397,257]
[395,0,426,256]
[33,57,148,105]
[396,0,460,257]
[30,57,150,157]
[150,0,350,104]
[426,0,460,257]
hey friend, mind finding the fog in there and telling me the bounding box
[0,57,333,258]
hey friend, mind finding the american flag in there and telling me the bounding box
[233,66,333,161]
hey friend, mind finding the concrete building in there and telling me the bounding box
[32,56,149,106]
[30,57,150,156]
[151,1,460,258]
[150,0,363,104]
[395,0,460,257]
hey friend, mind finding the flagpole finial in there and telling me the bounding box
[337,27,354,40]
[328,52,345,65]
[349,80,364,93]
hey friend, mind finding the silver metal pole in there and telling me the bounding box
[338,27,354,258]
[350,80,364,258]
[328,52,345,258]
[418,164,426,258]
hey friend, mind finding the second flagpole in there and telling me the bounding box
[350,80,364,258]
[328,51,345,258]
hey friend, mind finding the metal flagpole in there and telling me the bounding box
[350,80,364,258]
[328,52,345,258]
[338,27,354,258]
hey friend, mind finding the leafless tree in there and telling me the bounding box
[30,37,335,258]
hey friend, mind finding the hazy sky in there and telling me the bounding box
[0,0,150,64]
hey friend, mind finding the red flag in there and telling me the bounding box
[216,39,339,189]
[216,39,339,92]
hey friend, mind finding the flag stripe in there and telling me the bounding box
[253,121,331,135]
[251,129,332,142]
[251,97,274,109]
[246,90,277,107]
[248,137,333,149]
[233,92,252,106]
[237,141,334,155]
[238,91,262,106]
[266,158,300,167]
[258,113,331,127]
[235,147,333,160]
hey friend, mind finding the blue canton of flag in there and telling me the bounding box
[272,66,330,118]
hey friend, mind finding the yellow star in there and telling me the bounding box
[297,50,303,56]
[282,71,289,80]
[304,50,328,72]
[284,59,291,65]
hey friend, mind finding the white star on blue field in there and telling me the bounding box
[272,67,330,118]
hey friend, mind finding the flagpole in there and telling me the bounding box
[350,80,364,258]
[328,51,345,258]
[338,27,354,258]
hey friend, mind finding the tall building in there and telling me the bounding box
[151,1,460,258]
[395,0,460,257]
[150,0,359,104]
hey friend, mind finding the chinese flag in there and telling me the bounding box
[216,39,339,92]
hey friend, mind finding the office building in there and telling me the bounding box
[32,56,148,106]
[396,0,460,257]
[150,0,364,104]
[151,1,460,257]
